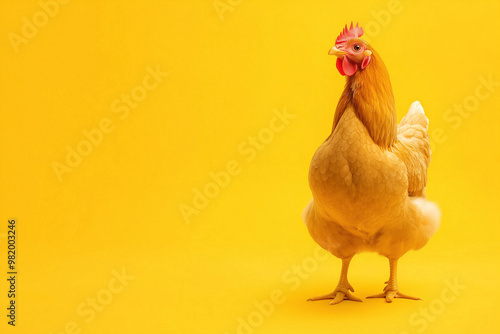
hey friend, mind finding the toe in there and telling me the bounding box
[307,292,336,301]
[329,292,345,305]
[386,290,396,303]
[345,291,362,302]
[366,292,386,299]
[395,292,421,300]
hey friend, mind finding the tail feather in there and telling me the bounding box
[392,101,431,197]
[410,197,441,250]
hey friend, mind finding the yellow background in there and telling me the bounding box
[1,0,499,333]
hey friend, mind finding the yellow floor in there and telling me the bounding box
[1,0,499,333]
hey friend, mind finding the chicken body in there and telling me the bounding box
[304,104,438,261]
[303,29,440,304]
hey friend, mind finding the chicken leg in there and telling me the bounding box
[367,258,421,302]
[307,256,362,305]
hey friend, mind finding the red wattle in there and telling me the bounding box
[336,58,345,76]
[342,56,358,76]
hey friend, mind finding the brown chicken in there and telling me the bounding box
[303,23,441,304]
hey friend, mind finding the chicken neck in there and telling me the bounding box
[331,49,398,149]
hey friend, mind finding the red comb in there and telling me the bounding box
[335,22,364,45]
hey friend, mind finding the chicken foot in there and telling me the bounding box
[367,258,421,303]
[307,256,362,305]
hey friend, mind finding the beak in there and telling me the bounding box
[328,46,346,57]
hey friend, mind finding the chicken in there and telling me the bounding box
[303,23,441,304]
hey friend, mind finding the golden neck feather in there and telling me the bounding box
[332,49,397,149]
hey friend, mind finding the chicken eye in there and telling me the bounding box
[353,44,361,51]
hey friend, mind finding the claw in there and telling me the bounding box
[343,290,362,303]
[330,292,345,305]
[308,289,362,304]
[367,259,421,303]
[367,289,421,302]
[366,292,386,299]
[307,291,338,301]
[386,290,397,302]
[308,257,360,305]
[393,291,421,300]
